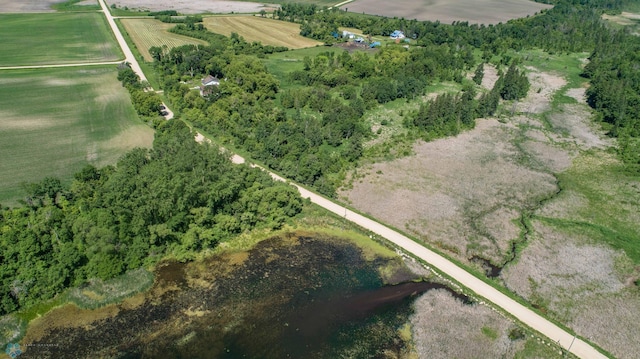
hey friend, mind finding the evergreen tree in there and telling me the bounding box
[472,63,484,85]
[499,63,530,101]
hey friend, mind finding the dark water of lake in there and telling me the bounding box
[20,232,468,358]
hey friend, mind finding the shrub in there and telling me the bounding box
[508,327,526,340]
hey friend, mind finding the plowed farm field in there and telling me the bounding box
[120,19,208,61]
[341,0,552,25]
[203,16,321,49]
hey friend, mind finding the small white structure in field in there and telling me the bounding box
[390,30,405,40]
[342,30,355,39]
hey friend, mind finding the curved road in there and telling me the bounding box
[96,2,609,358]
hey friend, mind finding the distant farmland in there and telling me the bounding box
[121,19,208,61]
[341,0,552,25]
[203,16,322,49]
[0,67,154,205]
[0,13,122,66]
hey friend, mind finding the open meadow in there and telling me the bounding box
[341,0,552,25]
[0,67,154,205]
[203,16,322,49]
[339,50,640,358]
[120,18,208,61]
[0,13,122,66]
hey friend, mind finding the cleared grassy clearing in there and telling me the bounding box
[263,46,335,90]
[361,81,464,160]
[203,15,322,49]
[504,153,640,358]
[0,67,154,205]
[411,289,570,359]
[342,0,551,25]
[120,18,208,61]
[0,13,122,66]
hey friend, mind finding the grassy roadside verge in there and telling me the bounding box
[114,18,162,89]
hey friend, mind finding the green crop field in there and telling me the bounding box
[0,67,154,205]
[120,19,208,61]
[0,13,122,67]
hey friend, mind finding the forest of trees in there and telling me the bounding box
[153,36,475,194]
[0,121,302,314]
[2,0,640,316]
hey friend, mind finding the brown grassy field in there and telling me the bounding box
[120,18,208,61]
[342,0,552,25]
[203,16,322,49]
[339,51,640,357]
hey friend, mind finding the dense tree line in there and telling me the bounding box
[117,64,163,121]
[412,89,477,138]
[274,3,320,23]
[154,14,202,24]
[0,121,302,315]
[410,64,529,137]
[275,2,609,54]
[583,30,640,172]
[168,26,288,57]
[498,63,530,101]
